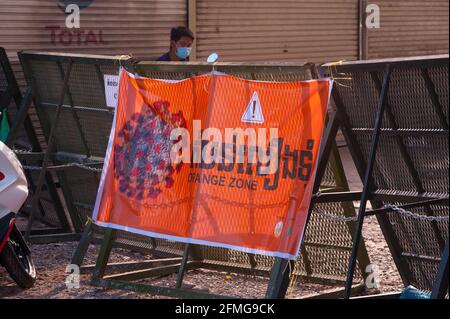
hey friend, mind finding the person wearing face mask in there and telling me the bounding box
[157,26,194,62]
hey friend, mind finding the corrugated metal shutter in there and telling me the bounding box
[0,0,187,86]
[368,1,449,59]
[195,0,359,63]
[0,0,186,147]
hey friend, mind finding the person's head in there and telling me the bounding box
[170,26,194,60]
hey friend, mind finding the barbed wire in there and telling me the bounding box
[13,149,34,154]
[22,162,103,173]
[314,204,449,222]
[385,204,449,222]
[13,149,104,172]
[13,149,450,223]
[313,207,358,222]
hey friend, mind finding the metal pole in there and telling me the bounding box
[265,258,294,299]
[71,220,94,266]
[344,64,392,299]
[175,244,190,289]
[92,228,116,282]
[431,239,449,299]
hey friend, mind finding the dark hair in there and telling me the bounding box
[170,26,195,42]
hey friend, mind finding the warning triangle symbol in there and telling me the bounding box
[241,91,264,124]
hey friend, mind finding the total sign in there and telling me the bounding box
[45,1,107,46]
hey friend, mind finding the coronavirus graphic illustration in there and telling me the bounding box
[114,100,186,200]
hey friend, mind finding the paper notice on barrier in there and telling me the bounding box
[104,74,119,108]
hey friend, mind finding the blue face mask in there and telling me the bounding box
[176,47,191,60]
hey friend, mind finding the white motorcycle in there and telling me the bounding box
[0,140,36,288]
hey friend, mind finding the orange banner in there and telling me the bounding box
[93,70,332,259]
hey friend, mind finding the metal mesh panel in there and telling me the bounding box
[19,52,366,284]
[1,48,31,149]
[385,204,448,292]
[405,258,441,294]
[0,48,13,106]
[57,168,99,229]
[19,168,64,231]
[1,48,70,235]
[387,66,448,129]
[0,48,30,148]
[296,245,355,281]
[429,65,449,123]
[138,70,197,80]
[0,70,6,92]
[302,203,363,281]
[323,55,449,291]
[322,160,338,189]
[18,54,122,235]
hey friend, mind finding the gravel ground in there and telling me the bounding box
[0,216,403,299]
[0,146,404,299]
